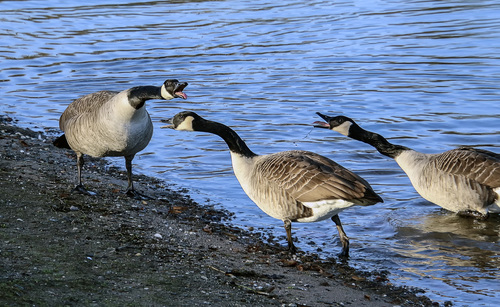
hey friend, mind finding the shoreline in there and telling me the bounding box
[0,115,437,306]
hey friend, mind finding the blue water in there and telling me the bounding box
[1,1,499,305]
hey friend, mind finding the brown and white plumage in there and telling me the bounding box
[53,79,188,199]
[237,151,380,222]
[163,111,383,257]
[315,113,500,219]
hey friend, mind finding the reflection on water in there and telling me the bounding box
[1,0,500,305]
[392,212,500,299]
[399,215,500,270]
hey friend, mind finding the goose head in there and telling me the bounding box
[161,111,202,131]
[160,79,188,100]
[314,112,358,137]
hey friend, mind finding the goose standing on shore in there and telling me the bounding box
[314,112,500,219]
[162,111,383,257]
[53,79,188,199]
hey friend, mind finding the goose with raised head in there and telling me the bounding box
[53,79,188,199]
[162,111,383,257]
[314,112,500,219]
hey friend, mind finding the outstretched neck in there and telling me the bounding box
[348,123,409,159]
[198,120,257,158]
[127,86,162,109]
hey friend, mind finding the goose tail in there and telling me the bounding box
[53,134,71,149]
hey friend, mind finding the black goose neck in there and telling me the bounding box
[128,86,162,109]
[348,123,408,159]
[197,120,257,158]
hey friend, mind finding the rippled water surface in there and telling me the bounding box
[1,0,500,305]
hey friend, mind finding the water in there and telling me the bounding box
[1,0,499,305]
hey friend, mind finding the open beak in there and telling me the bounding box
[174,82,188,99]
[160,117,174,129]
[313,112,331,129]
[313,121,330,128]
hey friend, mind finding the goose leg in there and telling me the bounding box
[72,152,96,195]
[331,214,349,258]
[283,219,297,254]
[124,155,152,200]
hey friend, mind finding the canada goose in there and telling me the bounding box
[53,79,188,199]
[162,111,383,257]
[314,112,500,219]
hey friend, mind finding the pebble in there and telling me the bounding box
[153,233,163,239]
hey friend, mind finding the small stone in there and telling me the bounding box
[153,233,163,239]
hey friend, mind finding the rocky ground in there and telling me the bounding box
[0,115,439,306]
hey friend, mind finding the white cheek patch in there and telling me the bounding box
[175,116,195,131]
[332,121,352,136]
[160,84,174,100]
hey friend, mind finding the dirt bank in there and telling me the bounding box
[0,115,438,306]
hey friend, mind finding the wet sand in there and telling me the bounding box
[0,115,437,306]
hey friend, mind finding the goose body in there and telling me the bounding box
[231,150,379,223]
[315,113,500,219]
[164,111,383,257]
[60,90,152,157]
[54,79,188,198]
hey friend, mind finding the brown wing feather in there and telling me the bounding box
[255,150,382,205]
[433,148,500,188]
[59,91,118,131]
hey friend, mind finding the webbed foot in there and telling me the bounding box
[337,246,349,259]
[72,184,97,196]
[288,243,298,255]
[125,189,153,200]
